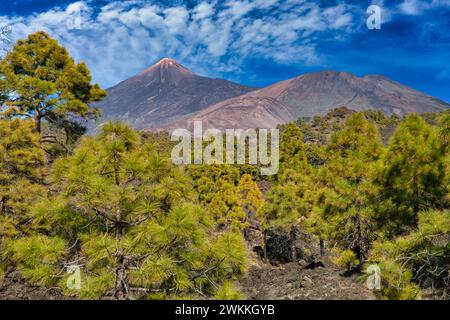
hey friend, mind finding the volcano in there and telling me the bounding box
[93,58,257,130]
[95,60,448,131]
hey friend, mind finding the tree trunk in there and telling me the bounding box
[290,227,297,262]
[319,238,325,257]
[114,208,128,299]
[34,114,41,133]
[263,230,267,262]
[0,196,5,214]
[115,209,122,240]
[413,174,420,222]
[114,254,128,300]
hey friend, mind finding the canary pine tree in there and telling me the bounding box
[0,31,106,132]
[237,174,263,239]
[0,119,46,281]
[307,113,384,265]
[5,122,247,299]
[259,122,323,262]
[371,210,449,300]
[261,168,314,261]
[279,122,306,171]
[369,113,449,299]
[190,164,247,231]
[377,114,447,230]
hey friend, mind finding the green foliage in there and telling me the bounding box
[237,174,263,238]
[190,164,247,230]
[331,249,360,270]
[237,174,263,214]
[208,181,246,230]
[371,210,449,299]
[261,168,310,233]
[376,114,447,229]
[10,122,248,300]
[307,113,384,263]
[214,280,244,300]
[278,123,307,170]
[0,31,106,132]
[0,118,45,252]
[4,235,67,286]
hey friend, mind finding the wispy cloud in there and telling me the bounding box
[398,0,450,15]
[0,0,357,87]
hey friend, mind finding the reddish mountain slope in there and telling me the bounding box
[173,71,448,129]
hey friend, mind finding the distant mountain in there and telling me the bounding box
[94,60,448,131]
[93,58,257,130]
[175,71,449,130]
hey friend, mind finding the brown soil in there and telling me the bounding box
[240,261,376,300]
[0,272,68,300]
[1,263,375,300]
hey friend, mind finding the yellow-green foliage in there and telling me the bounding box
[0,119,45,221]
[331,249,360,270]
[0,119,47,279]
[237,174,263,215]
[306,114,383,262]
[4,235,66,286]
[371,210,449,300]
[190,164,247,230]
[0,31,106,132]
[236,174,263,236]
[15,122,248,300]
[377,114,447,229]
[214,280,244,300]
[261,171,308,232]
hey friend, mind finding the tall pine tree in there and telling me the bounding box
[377,114,447,229]
[0,31,106,132]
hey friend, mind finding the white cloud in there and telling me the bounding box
[192,2,215,21]
[399,0,450,15]
[1,0,357,88]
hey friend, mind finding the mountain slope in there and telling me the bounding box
[174,71,449,129]
[93,58,257,130]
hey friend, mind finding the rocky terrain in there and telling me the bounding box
[240,262,375,300]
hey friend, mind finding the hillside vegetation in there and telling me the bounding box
[0,32,449,300]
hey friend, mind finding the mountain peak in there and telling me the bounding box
[140,57,194,77]
[94,57,257,130]
[156,57,177,66]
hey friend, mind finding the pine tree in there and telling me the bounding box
[0,119,45,232]
[279,122,306,171]
[5,122,248,299]
[0,31,106,133]
[0,118,46,282]
[307,113,384,264]
[190,164,247,230]
[260,122,322,262]
[371,210,449,300]
[237,174,263,239]
[207,181,246,231]
[377,114,447,229]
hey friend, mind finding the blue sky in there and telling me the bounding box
[1,0,449,102]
